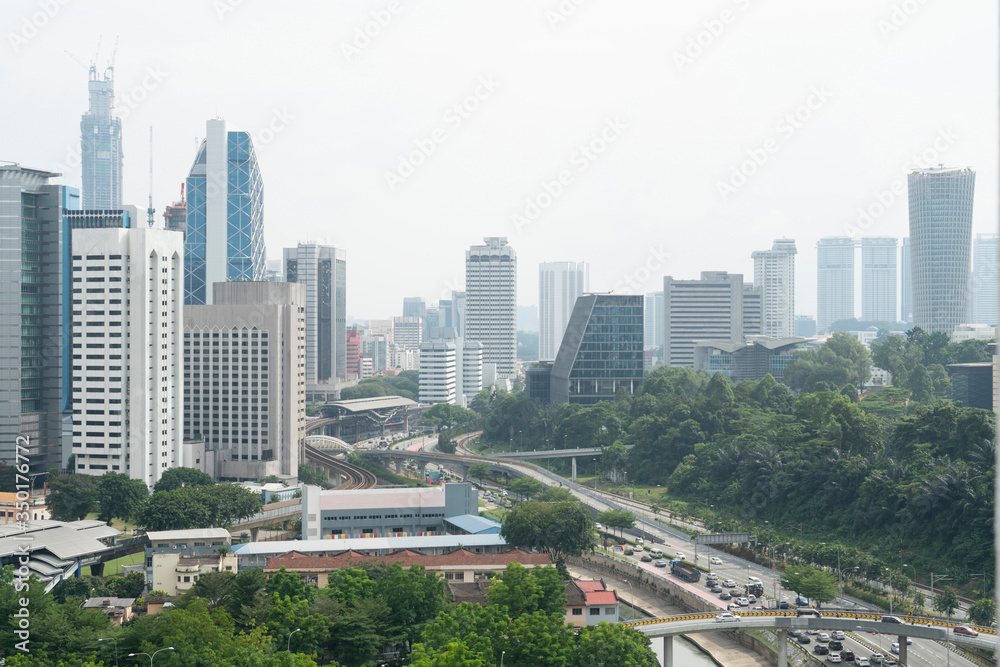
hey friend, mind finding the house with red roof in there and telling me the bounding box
[564,578,620,627]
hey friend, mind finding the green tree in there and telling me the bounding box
[486,563,567,617]
[967,598,996,626]
[104,570,146,598]
[571,622,659,667]
[934,586,960,618]
[779,565,838,604]
[298,463,327,487]
[47,473,98,521]
[153,466,215,492]
[226,567,269,626]
[469,462,491,485]
[267,566,317,603]
[537,486,575,502]
[596,509,636,537]
[509,476,545,500]
[501,500,597,566]
[185,570,234,608]
[96,472,149,525]
[436,430,457,454]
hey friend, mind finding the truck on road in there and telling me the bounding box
[670,559,701,583]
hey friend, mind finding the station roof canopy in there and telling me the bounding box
[323,396,418,413]
[0,520,121,560]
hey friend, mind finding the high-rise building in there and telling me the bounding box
[465,237,517,379]
[183,282,305,480]
[392,316,423,348]
[163,186,187,240]
[80,66,122,210]
[742,284,762,335]
[449,291,466,338]
[184,118,265,305]
[539,262,589,361]
[70,227,183,486]
[861,237,898,323]
[361,333,387,373]
[550,294,644,404]
[972,233,999,326]
[417,334,483,407]
[283,243,347,382]
[816,237,855,333]
[345,327,362,379]
[0,166,79,474]
[402,297,426,320]
[752,239,797,337]
[664,272,745,367]
[901,237,912,323]
[794,315,817,337]
[908,166,976,334]
[644,291,664,351]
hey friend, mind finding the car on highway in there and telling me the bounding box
[830,631,846,641]
[710,585,723,593]
[796,634,811,645]
[728,603,741,611]
[882,659,898,667]
[636,537,644,546]
[813,644,829,655]
[737,597,749,606]
[855,658,870,667]
[817,633,830,643]
[840,650,854,661]
[710,556,723,565]
[715,612,741,623]
[624,548,634,556]
[828,640,843,652]
[747,594,756,604]
[654,560,667,568]
[778,600,792,609]
[719,592,732,601]
[723,579,737,587]
[890,642,899,655]
[594,523,603,531]
[640,554,652,563]
[795,596,809,606]
[880,615,905,625]
[828,654,842,664]
[869,653,884,665]
[954,625,980,637]
[786,630,802,638]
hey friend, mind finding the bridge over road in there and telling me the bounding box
[625,610,996,667]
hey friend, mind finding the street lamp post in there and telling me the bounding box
[592,458,598,491]
[930,572,952,611]
[98,637,119,667]
[287,628,301,652]
[884,568,893,614]
[128,647,174,665]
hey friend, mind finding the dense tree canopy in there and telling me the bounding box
[153,466,215,493]
[501,500,597,565]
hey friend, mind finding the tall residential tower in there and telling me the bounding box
[752,239,797,337]
[539,262,589,361]
[861,237,898,323]
[816,237,854,333]
[972,233,998,326]
[465,237,517,379]
[907,166,975,334]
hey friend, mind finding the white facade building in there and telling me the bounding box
[951,323,997,343]
[419,333,483,406]
[465,237,517,379]
[663,272,745,368]
[972,233,998,326]
[183,282,305,480]
[861,237,898,323]
[539,262,589,361]
[71,227,184,486]
[816,237,854,333]
[644,291,664,351]
[752,239,797,338]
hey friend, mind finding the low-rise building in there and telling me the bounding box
[564,579,620,627]
[0,492,50,524]
[144,528,234,594]
[81,597,137,625]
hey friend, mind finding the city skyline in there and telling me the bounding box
[2,1,995,320]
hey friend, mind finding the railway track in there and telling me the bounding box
[305,445,378,490]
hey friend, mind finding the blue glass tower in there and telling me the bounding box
[184,119,265,305]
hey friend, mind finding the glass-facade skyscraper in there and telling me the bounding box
[184,118,265,305]
[0,166,79,475]
[284,243,347,383]
[550,294,644,404]
[80,67,123,210]
[907,166,976,334]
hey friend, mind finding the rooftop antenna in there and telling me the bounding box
[147,126,155,228]
[91,35,102,80]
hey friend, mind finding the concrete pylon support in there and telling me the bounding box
[394,460,402,474]
[571,457,577,482]
[333,423,341,438]
[461,466,470,482]
[418,462,427,479]
[91,562,105,577]
[250,526,260,542]
[662,635,673,667]
[777,632,787,667]
[898,635,907,665]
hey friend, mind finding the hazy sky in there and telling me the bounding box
[2,0,996,321]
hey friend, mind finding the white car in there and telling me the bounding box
[594,523,603,530]
[830,631,845,640]
[715,612,741,623]
[737,597,749,606]
[674,551,686,560]
[818,633,830,642]
[855,658,870,667]
[828,654,842,664]
[710,556,723,565]
[747,594,756,604]
[890,643,899,654]
[723,580,737,587]
[636,537,644,545]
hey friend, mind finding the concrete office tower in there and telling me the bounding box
[539,262,589,361]
[816,237,855,333]
[283,243,347,382]
[0,166,79,474]
[346,327,362,379]
[972,233,999,325]
[664,272,745,367]
[71,228,183,486]
[465,237,517,379]
[403,297,426,320]
[901,237,912,323]
[362,333,387,372]
[449,291,466,337]
[184,282,305,480]
[752,239,797,337]
[419,330,483,406]
[861,237,898,323]
[80,66,123,210]
[644,291,664,351]
[393,316,423,348]
[743,284,762,335]
[551,294,643,404]
[184,118,265,305]
[908,166,976,334]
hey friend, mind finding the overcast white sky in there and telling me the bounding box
[2,0,996,321]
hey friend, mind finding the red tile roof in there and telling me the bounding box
[584,591,619,606]
[264,548,551,572]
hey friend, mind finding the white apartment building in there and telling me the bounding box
[861,237,898,323]
[419,334,483,407]
[752,239,797,338]
[816,237,854,333]
[539,262,589,361]
[663,271,745,368]
[465,237,517,379]
[71,227,184,487]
